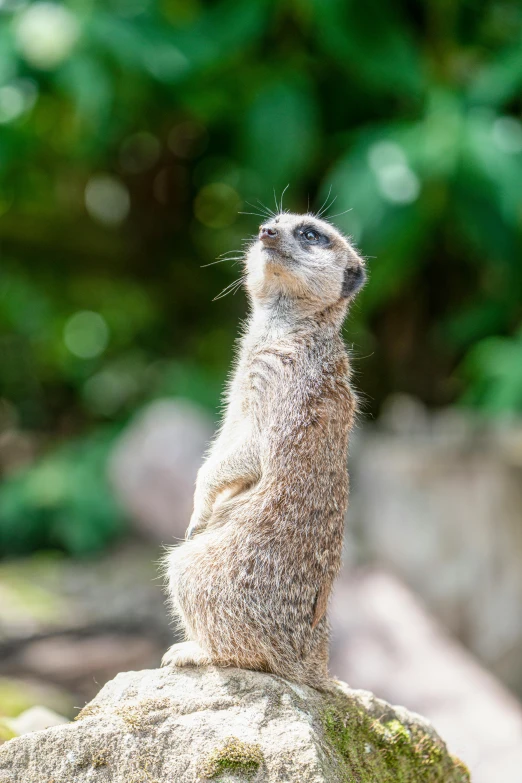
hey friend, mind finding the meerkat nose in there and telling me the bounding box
[259,226,278,242]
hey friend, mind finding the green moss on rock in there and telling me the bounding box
[451,756,472,779]
[322,696,470,783]
[199,736,263,779]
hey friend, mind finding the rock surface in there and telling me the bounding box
[108,399,214,543]
[0,545,170,704]
[353,400,522,696]
[330,568,522,783]
[0,666,469,782]
[5,705,68,737]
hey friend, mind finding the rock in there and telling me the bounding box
[15,633,160,688]
[108,399,214,543]
[330,568,522,783]
[0,540,176,717]
[0,545,172,703]
[0,666,469,782]
[5,706,68,737]
[0,676,74,722]
[0,545,169,644]
[352,413,522,697]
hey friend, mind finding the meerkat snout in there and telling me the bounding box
[259,226,278,241]
[246,212,366,310]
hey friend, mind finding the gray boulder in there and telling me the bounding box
[108,399,214,543]
[0,666,469,782]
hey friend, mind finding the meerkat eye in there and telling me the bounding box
[295,225,330,246]
[298,228,320,243]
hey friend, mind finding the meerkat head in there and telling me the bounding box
[245,212,366,314]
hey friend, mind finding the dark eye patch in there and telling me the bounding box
[294,224,331,247]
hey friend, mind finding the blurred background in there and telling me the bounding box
[0,0,521,777]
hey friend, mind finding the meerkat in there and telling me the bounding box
[162,210,366,691]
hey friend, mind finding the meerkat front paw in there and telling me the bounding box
[186,509,208,539]
[161,641,212,668]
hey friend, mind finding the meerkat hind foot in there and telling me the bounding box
[161,641,212,669]
[312,676,344,694]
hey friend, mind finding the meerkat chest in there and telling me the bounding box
[245,346,295,396]
[244,344,342,397]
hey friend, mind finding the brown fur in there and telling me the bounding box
[162,212,365,690]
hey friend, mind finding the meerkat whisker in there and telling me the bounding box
[240,210,269,219]
[242,201,271,219]
[279,183,290,214]
[213,280,239,298]
[212,276,246,300]
[315,184,332,218]
[201,258,243,268]
[323,194,338,217]
[213,282,239,300]
[315,185,336,219]
[216,250,244,259]
[255,199,276,218]
[244,200,275,219]
[328,207,353,220]
[201,258,241,267]
[273,187,279,214]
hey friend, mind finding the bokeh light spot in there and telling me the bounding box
[120,132,161,174]
[15,3,79,70]
[85,175,130,227]
[169,120,208,159]
[63,311,109,359]
[144,44,188,82]
[492,116,522,154]
[376,164,420,204]
[194,183,240,229]
[0,85,25,123]
[368,141,407,172]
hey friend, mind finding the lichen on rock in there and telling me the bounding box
[198,736,263,779]
[0,667,470,782]
[322,696,470,783]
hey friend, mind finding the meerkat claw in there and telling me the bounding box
[161,641,211,668]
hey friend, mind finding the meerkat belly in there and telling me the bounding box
[171,501,343,662]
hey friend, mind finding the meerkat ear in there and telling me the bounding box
[341,262,366,298]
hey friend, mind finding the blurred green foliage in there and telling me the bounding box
[0,428,124,554]
[0,0,522,553]
[1,0,522,425]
